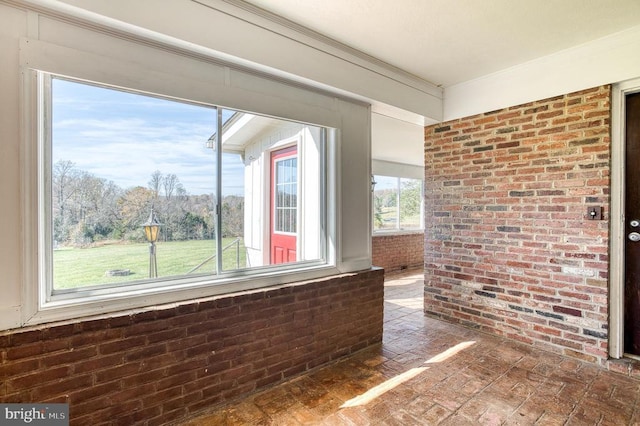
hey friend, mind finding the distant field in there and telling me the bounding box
[376,207,421,229]
[53,238,246,289]
[376,206,398,229]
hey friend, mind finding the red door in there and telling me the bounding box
[270,146,297,264]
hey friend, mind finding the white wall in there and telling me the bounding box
[243,123,303,266]
[444,24,640,121]
[0,1,371,329]
[0,3,26,329]
[371,112,424,169]
[242,124,323,267]
[21,0,441,123]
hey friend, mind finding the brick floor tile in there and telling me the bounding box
[505,399,545,425]
[256,392,298,416]
[535,412,567,425]
[404,394,437,417]
[572,397,634,425]
[478,406,512,426]
[304,395,344,418]
[335,406,371,425]
[458,377,488,398]
[457,394,491,421]
[527,394,576,417]
[288,404,322,425]
[427,384,471,411]
[361,400,395,422]
[421,403,453,424]
[439,413,484,426]
[379,409,425,426]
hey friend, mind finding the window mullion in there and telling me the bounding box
[396,177,401,230]
[215,108,223,275]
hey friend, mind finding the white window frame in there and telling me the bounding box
[18,38,369,327]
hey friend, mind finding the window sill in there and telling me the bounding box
[372,229,424,237]
[23,264,340,328]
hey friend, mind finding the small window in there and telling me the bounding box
[272,148,298,235]
[373,175,423,232]
[43,74,328,295]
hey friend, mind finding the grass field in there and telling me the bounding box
[375,207,421,230]
[53,238,246,289]
[376,206,398,229]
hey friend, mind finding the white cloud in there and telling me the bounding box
[51,78,253,196]
[52,114,237,194]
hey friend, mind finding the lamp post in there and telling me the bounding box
[142,206,161,278]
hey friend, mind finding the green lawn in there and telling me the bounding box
[53,238,246,289]
[375,206,421,229]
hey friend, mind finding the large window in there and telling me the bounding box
[15,32,373,328]
[43,74,327,295]
[373,175,423,232]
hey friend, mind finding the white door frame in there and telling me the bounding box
[610,78,640,358]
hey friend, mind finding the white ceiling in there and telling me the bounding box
[242,0,640,88]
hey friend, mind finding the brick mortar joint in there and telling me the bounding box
[422,84,611,366]
[1,269,384,341]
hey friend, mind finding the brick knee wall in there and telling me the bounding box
[0,269,384,425]
[372,232,424,272]
[424,86,610,366]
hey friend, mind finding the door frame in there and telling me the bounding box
[611,78,640,358]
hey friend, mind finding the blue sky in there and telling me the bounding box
[374,175,399,191]
[52,78,245,196]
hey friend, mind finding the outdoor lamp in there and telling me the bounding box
[142,206,161,278]
[143,207,161,243]
[206,134,216,150]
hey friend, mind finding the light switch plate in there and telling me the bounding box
[587,206,602,220]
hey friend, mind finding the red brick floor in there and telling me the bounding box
[180,270,640,425]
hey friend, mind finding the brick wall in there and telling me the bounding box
[0,269,384,425]
[372,232,424,272]
[423,86,610,366]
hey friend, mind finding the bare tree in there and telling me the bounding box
[163,173,178,200]
[52,162,219,244]
[148,170,163,199]
[52,160,80,242]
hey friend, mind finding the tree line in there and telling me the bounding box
[53,160,243,247]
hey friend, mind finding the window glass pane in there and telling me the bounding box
[372,175,398,230]
[48,76,327,287]
[273,156,297,234]
[51,77,217,289]
[399,178,423,229]
[219,114,322,268]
